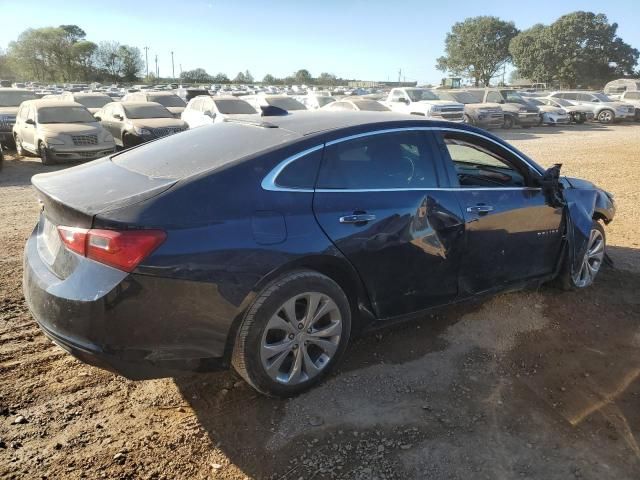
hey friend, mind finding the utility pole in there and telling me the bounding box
[143,47,149,79]
[155,54,158,79]
[398,68,401,84]
[171,51,175,81]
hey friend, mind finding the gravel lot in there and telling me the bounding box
[1,124,639,479]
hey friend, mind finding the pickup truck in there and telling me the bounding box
[466,89,540,129]
[613,91,640,121]
[383,88,464,122]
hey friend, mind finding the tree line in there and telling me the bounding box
[180,68,345,86]
[437,11,639,88]
[0,25,144,83]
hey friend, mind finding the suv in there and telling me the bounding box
[46,92,112,115]
[13,100,116,165]
[548,91,635,123]
[121,92,187,118]
[614,91,640,121]
[95,101,188,149]
[466,89,540,129]
[383,88,464,122]
[433,90,503,129]
[0,88,39,148]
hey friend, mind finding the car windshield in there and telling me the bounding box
[405,89,439,101]
[266,97,306,111]
[76,96,111,108]
[317,97,336,107]
[37,106,96,124]
[213,99,257,114]
[123,105,173,119]
[0,91,38,107]
[436,91,476,104]
[501,91,527,104]
[147,95,186,107]
[353,100,389,111]
[527,98,543,106]
[593,93,612,102]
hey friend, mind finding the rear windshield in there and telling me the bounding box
[353,100,389,111]
[123,104,173,119]
[0,91,38,107]
[317,97,336,107]
[75,96,111,108]
[213,99,257,114]
[38,106,96,124]
[266,97,306,111]
[148,95,186,107]
[113,122,299,179]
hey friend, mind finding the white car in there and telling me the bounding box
[181,96,260,128]
[383,88,465,122]
[526,98,570,125]
[322,99,391,112]
[548,91,635,123]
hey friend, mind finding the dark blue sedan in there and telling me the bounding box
[23,112,615,396]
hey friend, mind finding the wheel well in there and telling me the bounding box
[593,211,608,224]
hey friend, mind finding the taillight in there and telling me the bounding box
[57,227,166,272]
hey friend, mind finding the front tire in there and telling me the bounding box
[597,109,614,124]
[15,135,26,157]
[232,270,352,397]
[502,115,514,129]
[39,141,55,165]
[556,221,606,290]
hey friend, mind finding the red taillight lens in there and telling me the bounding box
[57,227,166,272]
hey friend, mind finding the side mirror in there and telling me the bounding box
[25,118,35,125]
[397,98,409,104]
[94,115,102,121]
[592,99,600,103]
[204,110,215,118]
[114,114,123,121]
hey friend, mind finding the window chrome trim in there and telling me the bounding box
[260,144,323,192]
[315,187,542,193]
[261,126,542,192]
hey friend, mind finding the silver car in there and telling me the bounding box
[548,91,635,123]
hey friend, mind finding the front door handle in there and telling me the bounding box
[339,213,376,224]
[466,205,494,214]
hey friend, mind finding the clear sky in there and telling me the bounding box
[0,0,638,84]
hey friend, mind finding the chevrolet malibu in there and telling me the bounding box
[24,112,615,396]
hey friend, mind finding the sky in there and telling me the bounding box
[0,0,638,84]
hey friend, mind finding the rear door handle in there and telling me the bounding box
[466,205,494,214]
[339,214,376,224]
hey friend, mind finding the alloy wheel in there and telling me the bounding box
[571,228,605,288]
[598,110,613,123]
[260,292,342,385]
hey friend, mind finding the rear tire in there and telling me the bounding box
[597,109,614,124]
[232,270,352,397]
[555,221,606,290]
[502,116,514,129]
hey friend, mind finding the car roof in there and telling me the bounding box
[24,100,85,109]
[231,111,418,136]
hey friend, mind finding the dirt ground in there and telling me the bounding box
[1,124,639,480]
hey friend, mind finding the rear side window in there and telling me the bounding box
[317,131,437,190]
[275,149,322,189]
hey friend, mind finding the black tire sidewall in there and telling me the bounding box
[234,271,351,397]
[557,220,606,290]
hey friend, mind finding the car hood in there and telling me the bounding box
[128,118,187,129]
[38,122,104,136]
[538,106,565,114]
[416,100,463,107]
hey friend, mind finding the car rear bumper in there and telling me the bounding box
[23,226,230,380]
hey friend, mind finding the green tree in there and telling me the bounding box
[510,11,639,88]
[212,72,230,83]
[95,41,123,81]
[262,73,276,84]
[244,70,254,83]
[180,68,212,83]
[233,71,246,83]
[437,16,518,86]
[118,45,143,82]
[317,72,337,86]
[294,68,313,84]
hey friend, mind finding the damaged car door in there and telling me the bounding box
[434,129,564,295]
[313,129,465,318]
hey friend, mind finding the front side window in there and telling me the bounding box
[486,91,503,103]
[317,131,436,190]
[441,132,528,188]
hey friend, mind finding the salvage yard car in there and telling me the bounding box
[525,98,570,125]
[122,91,187,118]
[538,97,593,124]
[95,101,188,149]
[0,88,38,148]
[614,90,640,120]
[548,91,636,123]
[467,89,540,129]
[12,100,116,165]
[23,112,615,396]
[321,98,391,111]
[383,88,465,122]
[433,90,504,129]
[181,95,260,128]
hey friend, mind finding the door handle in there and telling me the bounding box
[339,214,376,224]
[466,205,494,214]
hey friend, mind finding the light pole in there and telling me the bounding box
[155,55,158,79]
[171,51,175,81]
[143,46,149,80]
